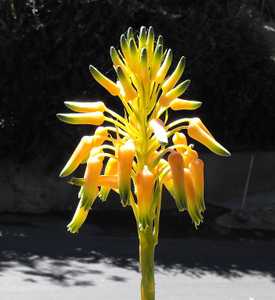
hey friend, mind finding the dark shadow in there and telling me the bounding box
[0,212,275,287]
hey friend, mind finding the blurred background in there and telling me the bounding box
[0,1,275,299]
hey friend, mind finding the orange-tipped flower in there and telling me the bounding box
[187,118,231,157]
[136,165,155,227]
[168,151,187,211]
[118,140,135,206]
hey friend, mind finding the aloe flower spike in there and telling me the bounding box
[57,26,230,300]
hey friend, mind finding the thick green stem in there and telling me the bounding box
[139,227,155,300]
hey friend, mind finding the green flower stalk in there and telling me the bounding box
[57,26,230,300]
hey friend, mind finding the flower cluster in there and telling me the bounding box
[57,26,230,233]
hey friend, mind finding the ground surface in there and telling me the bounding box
[0,213,275,300]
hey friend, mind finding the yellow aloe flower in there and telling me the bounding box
[117,139,135,206]
[167,151,187,211]
[136,165,155,227]
[57,26,230,300]
[187,117,230,157]
[99,157,118,201]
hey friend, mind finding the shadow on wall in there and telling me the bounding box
[0,215,275,286]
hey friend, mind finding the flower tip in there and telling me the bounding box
[89,64,96,74]
[59,169,67,177]
[56,113,66,122]
[222,148,231,157]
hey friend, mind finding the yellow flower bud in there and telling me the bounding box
[99,157,118,201]
[118,140,135,206]
[56,112,104,125]
[155,49,173,83]
[172,132,187,153]
[169,98,202,111]
[146,26,155,63]
[140,47,149,83]
[168,151,187,211]
[116,66,137,101]
[162,56,185,93]
[136,165,155,226]
[159,80,191,106]
[89,65,120,96]
[120,34,131,64]
[64,101,106,113]
[182,147,198,167]
[59,136,93,177]
[138,26,147,50]
[151,44,163,79]
[187,118,231,157]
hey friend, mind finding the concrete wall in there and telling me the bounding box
[0,151,274,213]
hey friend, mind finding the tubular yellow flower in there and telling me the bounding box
[151,44,163,79]
[169,98,202,111]
[159,80,191,106]
[89,65,120,96]
[59,136,93,177]
[67,155,103,233]
[64,101,106,113]
[182,147,198,167]
[184,167,203,227]
[189,158,205,211]
[118,140,135,206]
[80,155,103,210]
[187,117,231,157]
[56,112,104,125]
[66,201,89,234]
[154,49,173,83]
[99,157,118,202]
[136,166,155,227]
[98,175,118,189]
[167,151,187,211]
[60,126,108,177]
[162,56,185,93]
[116,66,137,101]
